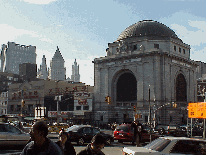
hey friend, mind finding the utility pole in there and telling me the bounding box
[149,86,152,142]
[55,95,62,124]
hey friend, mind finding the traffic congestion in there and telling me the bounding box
[0,115,206,155]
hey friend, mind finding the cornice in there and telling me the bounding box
[93,51,198,66]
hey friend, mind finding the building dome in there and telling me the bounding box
[117,20,181,41]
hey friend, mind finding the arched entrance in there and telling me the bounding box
[116,72,137,102]
[176,73,187,101]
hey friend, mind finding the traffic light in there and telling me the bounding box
[21,100,25,107]
[105,96,108,102]
[134,106,136,112]
[108,97,111,105]
[173,103,177,108]
[105,96,111,104]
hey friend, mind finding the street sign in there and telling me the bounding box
[197,102,206,118]
[188,103,197,118]
[188,102,206,118]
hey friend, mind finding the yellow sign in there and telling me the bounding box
[188,102,206,118]
[188,103,197,118]
[197,102,206,118]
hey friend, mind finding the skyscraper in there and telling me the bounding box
[48,46,66,81]
[71,59,80,82]
[37,55,48,80]
[1,42,36,74]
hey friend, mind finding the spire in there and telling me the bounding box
[52,46,64,60]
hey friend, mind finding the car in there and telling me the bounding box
[174,125,204,137]
[154,124,178,135]
[171,126,188,137]
[0,123,30,148]
[122,136,206,155]
[113,124,160,144]
[188,125,204,137]
[66,125,113,145]
[113,124,134,143]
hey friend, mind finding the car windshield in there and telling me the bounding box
[155,125,168,130]
[66,125,82,131]
[115,125,129,132]
[144,138,171,152]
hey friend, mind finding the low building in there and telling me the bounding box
[8,80,94,124]
[0,91,8,114]
[0,72,22,93]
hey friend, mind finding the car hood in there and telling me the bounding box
[123,146,157,154]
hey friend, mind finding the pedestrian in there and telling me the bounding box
[56,129,76,155]
[77,133,105,155]
[21,121,62,155]
[131,119,143,147]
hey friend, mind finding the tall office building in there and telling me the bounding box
[71,59,80,82]
[37,55,48,80]
[19,63,37,82]
[48,46,66,81]
[1,42,36,74]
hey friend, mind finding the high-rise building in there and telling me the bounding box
[37,55,48,80]
[19,63,38,82]
[1,42,36,74]
[49,46,66,81]
[71,59,80,82]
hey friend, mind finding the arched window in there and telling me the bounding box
[116,73,137,102]
[176,74,187,101]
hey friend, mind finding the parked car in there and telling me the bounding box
[66,125,113,145]
[154,124,178,135]
[123,136,206,155]
[113,124,160,144]
[188,125,204,137]
[0,123,30,148]
[171,126,188,137]
[173,125,204,137]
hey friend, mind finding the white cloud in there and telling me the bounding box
[39,38,53,43]
[0,24,53,49]
[20,0,57,4]
[0,24,37,43]
[190,47,206,62]
[188,20,206,32]
[170,20,206,46]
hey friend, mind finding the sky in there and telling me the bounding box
[0,0,206,86]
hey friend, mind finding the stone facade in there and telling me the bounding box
[37,55,48,80]
[1,42,36,74]
[71,59,80,82]
[93,20,199,125]
[49,46,66,81]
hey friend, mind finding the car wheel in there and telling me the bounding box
[105,137,111,145]
[158,128,165,135]
[118,140,123,143]
[187,132,191,137]
[77,137,85,146]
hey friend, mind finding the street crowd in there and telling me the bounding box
[19,119,143,155]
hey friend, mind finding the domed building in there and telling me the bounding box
[93,20,198,125]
